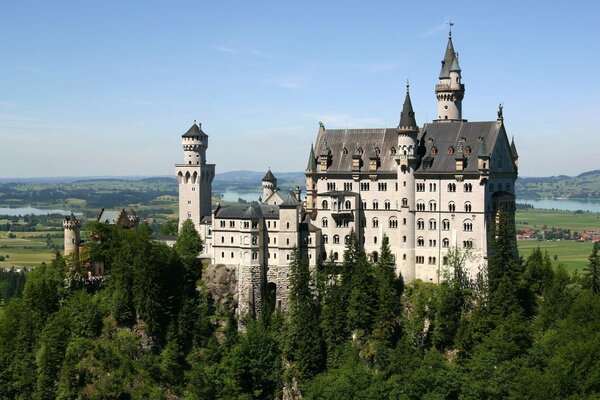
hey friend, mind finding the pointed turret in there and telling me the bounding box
[435,29,465,122]
[398,83,418,131]
[306,144,317,171]
[510,136,519,168]
[262,169,277,202]
[439,35,457,79]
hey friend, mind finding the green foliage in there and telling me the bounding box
[4,209,600,399]
[584,244,600,293]
[287,251,325,380]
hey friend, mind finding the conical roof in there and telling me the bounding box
[510,137,519,158]
[262,169,277,182]
[398,88,417,130]
[450,56,461,72]
[182,122,207,138]
[306,144,317,171]
[439,37,456,79]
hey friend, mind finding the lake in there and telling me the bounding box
[519,198,600,213]
[0,207,73,216]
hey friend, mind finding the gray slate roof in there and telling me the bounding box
[214,203,281,220]
[417,121,502,174]
[398,90,417,130]
[306,144,317,171]
[312,120,504,175]
[97,209,122,224]
[262,169,276,182]
[314,128,399,172]
[439,37,456,79]
[182,123,207,138]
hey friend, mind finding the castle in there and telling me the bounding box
[178,32,518,316]
[63,32,518,318]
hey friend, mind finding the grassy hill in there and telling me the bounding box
[516,169,600,199]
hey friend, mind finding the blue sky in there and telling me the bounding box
[0,1,598,178]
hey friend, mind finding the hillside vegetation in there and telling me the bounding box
[2,216,600,398]
[516,170,600,199]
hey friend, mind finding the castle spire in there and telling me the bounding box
[306,143,317,171]
[398,81,417,131]
[435,27,465,122]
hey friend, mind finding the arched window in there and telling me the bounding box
[417,237,425,247]
[442,219,450,230]
[431,146,438,155]
[372,251,378,263]
[357,147,363,155]
[322,218,328,228]
[390,147,396,155]
[448,183,456,192]
[344,235,350,244]
[442,238,450,248]
[447,146,455,155]
[342,147,348,155]
[333,252,339,260]
[384,200,391,210]
[402,198,408,207]
[372,201,379,210]
[389,217,398,228]
[416,201,425,211]
[464,202,472,213]
[345,200,351,209]
[323,234,328,244]
[464,183,473,192]
[429,219,437,230]
[463,240,473,248]
[429,201,437,211]
[417,219,425,230]
[372,218,379,228]
[333,235,340,244]
[464,146,472,155]
[448,202,456,212]
[322,200,328,209]
[463,220,473,232]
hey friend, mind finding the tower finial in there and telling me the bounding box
[447,20,454,38]
[406,79,410,93]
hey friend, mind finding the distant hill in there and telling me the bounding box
[516,170,600,199]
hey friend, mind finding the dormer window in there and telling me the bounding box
[357,148,363,155]
[447,146,455,155]
[374,147,380,156]
[342,147,348,155]
[427,138,434,144]
[464,146,472,155]
[390,147,396,155]
[431,147,438,155]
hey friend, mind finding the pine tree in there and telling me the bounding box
[372,235,403,345]
[584,244,600,294]
[287,250,325,380]
[347,252,377,335]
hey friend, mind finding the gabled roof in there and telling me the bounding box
[416,121,503,174]
[182,122,207,138]
[262,169,276,182]
[314,128,398,172]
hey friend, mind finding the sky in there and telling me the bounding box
[0,0,599,178]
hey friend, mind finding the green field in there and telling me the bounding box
[516,209,600,232]
[0,237,56,268]
[518,239,594,272]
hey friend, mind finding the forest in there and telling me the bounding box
[1,215,600,399]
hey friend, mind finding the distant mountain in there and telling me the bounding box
[516,170,600,199]
[214,170,304,184]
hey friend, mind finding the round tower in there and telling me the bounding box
[262,169,277,202]
[175,121,215,233]
[63,212,81,257]
[396,83,420,282]
[435,29,465,122]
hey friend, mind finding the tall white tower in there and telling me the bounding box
[175,122,215,233]
[396,84,420,281]
[63,212,81,257]
[435,28,465,122]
